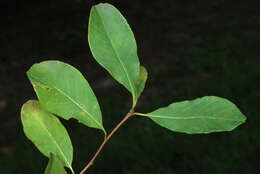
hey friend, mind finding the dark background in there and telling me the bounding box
[0,0,259,173]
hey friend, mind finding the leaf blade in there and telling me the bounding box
[45,154,67,174]
[88,3,140,105]
[139,96,246,134]
[136,66,148,102]
[27,60,105,134]
[21,100,74,172]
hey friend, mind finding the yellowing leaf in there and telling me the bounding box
[136,66,148,103]
[21,100,74,173]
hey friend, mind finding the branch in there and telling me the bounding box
[80,109,135,174]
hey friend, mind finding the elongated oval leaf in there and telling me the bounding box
[27,60,106,134]
[45,154,67,174]
[88,3,140,106]
[137,96,246,134]
[21,100,74,173]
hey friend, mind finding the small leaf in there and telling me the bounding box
[136,66,148,102]
[45,153,67,174]
[27,60,106,134]
[88,3,140,106]
[21,100,74,173]
[137,96,246,134]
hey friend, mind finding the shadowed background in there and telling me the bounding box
[0,0,259,173]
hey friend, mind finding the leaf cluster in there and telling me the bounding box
[20,3,246,174]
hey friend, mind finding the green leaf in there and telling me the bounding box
[136,96,246,134]
[136,66,148,101]
[88,3,140,106]
[27,60,106,134]
[45,153,67,174]
[21,100,74,173]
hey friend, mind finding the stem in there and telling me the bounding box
[134,112,148,117]
[80,109,135,174]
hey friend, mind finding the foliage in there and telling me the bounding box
[20,3,246,174]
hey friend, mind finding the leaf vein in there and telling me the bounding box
[36,115,71,169]
[146,114,242,121]
[30,75,103,130]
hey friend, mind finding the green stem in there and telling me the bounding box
[133,112,147,117]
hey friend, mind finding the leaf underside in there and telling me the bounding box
[143,96,246,134]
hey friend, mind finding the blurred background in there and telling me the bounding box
[0,0,259,173]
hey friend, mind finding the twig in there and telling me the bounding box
[80,109,135,174]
